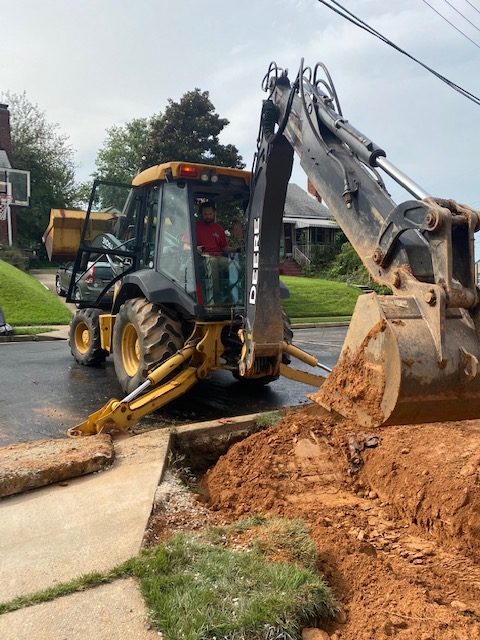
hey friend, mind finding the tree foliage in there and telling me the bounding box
[1,91,77,248]
[93,117,151,183]
[143,89,244,169]
[73,117,153,211]
[326,241,370,284]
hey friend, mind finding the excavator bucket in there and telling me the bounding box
[313,292,480,428]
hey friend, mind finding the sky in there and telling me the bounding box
[2,0,480,214]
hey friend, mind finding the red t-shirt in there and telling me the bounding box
[195,221,227,254]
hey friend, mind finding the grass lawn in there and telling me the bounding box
[281,275,362,320]
[0,517,337,639]
[0,260,72,326]
[291,315,351,325]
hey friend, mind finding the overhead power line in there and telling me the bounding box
[440,0,480,33]
[422,0,480,49]
[465,0,480,18]
[316,0,480,107]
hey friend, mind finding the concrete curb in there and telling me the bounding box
[0,334,65,343]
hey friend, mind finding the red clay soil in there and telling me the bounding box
[204,405,480,640]
[313,320,387,426]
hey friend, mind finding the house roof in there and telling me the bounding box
[0,150,11,169]
[284,183,334,220]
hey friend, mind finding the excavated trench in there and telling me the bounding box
[149,405,480,640]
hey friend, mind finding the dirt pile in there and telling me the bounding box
[360,422,480,560]
[204,405,480,640]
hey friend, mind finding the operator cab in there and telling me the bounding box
[68,162,251,320]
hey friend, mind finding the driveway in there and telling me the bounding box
[30,269,76,313]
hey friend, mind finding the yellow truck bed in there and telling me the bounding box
[42,209,117,261]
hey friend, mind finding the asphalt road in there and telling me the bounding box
[0,326,347,446]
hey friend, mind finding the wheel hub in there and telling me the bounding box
[74,321,90,354]
[122,323,140,377]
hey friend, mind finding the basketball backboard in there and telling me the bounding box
[0,168,30,206]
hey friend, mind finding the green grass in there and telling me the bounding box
[0,260,72,325]
[291,316,351,325]
[0,567,128,615]
[0,521,337,639]
[281,275,361,319]
[255,411,283,428]
[137,534,335,639]
[204,517,319,573]
[14,326,55,335]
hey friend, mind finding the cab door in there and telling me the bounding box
[156,182,196,298]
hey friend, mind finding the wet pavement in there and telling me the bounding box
[0,327,347,445]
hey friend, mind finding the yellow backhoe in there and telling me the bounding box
[45,59,480,435]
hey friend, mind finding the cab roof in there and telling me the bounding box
[132,162,251,187]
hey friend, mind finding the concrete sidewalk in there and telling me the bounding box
[0,579,158,640]
[36,324,70,339]
[0,412,263,638]
[0,429,169,638]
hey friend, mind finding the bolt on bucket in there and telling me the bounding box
[313,292,480,428]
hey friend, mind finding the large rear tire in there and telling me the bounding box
[69,308,108,366]
[112,298,184,394]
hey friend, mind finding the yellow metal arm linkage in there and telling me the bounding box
[279,341,330,387]
[68,322,228,436]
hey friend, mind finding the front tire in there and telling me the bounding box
[69,308,108,366]
[112,298,184,394]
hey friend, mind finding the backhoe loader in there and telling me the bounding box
[55,59,480,436]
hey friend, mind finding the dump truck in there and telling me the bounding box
[45,59,480,435]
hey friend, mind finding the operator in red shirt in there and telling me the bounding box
[195,201,229,255]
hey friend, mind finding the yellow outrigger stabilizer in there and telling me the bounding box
[68,322,329,437]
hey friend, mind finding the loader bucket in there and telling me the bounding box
[313,292,480,428]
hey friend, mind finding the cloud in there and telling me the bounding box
[2,0,479,214]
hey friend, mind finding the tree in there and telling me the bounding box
[143,89,244,169]
[1,91,78,248]
[73,117,153,212]
[93,117,151,183]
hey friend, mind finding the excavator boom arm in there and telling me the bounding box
[242,59,480,428]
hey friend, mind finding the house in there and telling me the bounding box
[281,182,339,272]
[0,104,30,247]
[0,104,14,245]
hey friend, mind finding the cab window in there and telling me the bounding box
[157,183,195,297]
